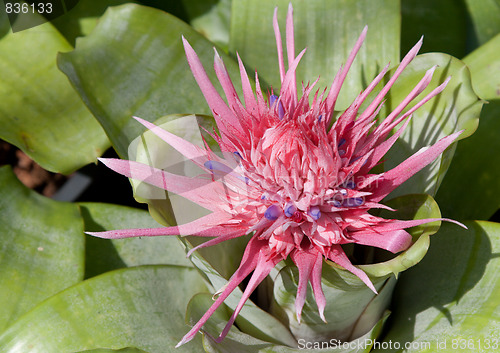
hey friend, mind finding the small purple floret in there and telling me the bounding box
[264,204,281,220]
[204,160,233,174]
[270,94,285,119]
[284,202,297,217]
[344,180,356,189]
[342,197,364,207]
[308,206,321,220]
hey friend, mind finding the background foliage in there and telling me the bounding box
[1,0,499,352]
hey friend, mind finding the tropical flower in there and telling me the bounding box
[88,4,465,347]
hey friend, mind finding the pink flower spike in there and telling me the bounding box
[357,36,423,122]
[182,37,244,138]
[325,26,368,115]
[91,5,466,346]
[329,245,377,294]
[273,7,286,82]
[291,249,327,323]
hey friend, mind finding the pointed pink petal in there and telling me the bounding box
[214,49,241,114]
[237,53,258,112]
[285,3,295,69]
[359,115,412,174]
[378,66,437,130]
[378,77,451,137]
[325,26,367,114]
[216,251,282,342]
[369,130,463,201]
[328,245,377,293]
[280,48,306,110]
[186,228,248,257]
[273,7,286,82]
[290,250,315,322]
[132,116,209,168]
[291,249,326,323]
[349,63,391,127]
[182,37,243,135]
[177,237,266,347]
[310,251,326,322]
[98,158,223,211]
[86,211,236,239]
[358,37,423,122]
[348,229,412,253]
[365,218,466,233]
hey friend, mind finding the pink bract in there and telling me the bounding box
[88,4,465,347]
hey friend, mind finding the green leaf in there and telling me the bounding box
[381,53,482,198]
[462,33,500,101]
[79,202,193,279]
[464,0,500,47]
[51,0,134,46]
[230,0,400,109]
[181,0,232,50]
[0,10,109,174]
[58,4,241,158]
[0,166,84,333]
[436,101,500,221]
[0,266,207,353]
[188,293,390,352]
[401,0,468,58]
[435,36,500,220]
[76,348,149,353]
[375,221,500,352]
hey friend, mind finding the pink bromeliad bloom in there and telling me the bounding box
[89,5,465,347]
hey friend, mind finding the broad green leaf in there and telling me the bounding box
[381,53,482,199]
[188,293,390,352]
[79,202,193,279]
[0,266,207,353]
[0,9,109,174]
[0,166,84,333]
[435,35,500,220]
[464,0,500,47]
[270,194,443,343]
[436,101,500,221]
[58,4,242,158]
[76,349,149,353]
[230,0,400,109]
[401,0,468,58]
[375,221,500,352]
[462,33,500,101]
[51,0,134,46]
[182,0,232,50]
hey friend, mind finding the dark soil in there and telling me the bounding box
[0,140,67,197]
